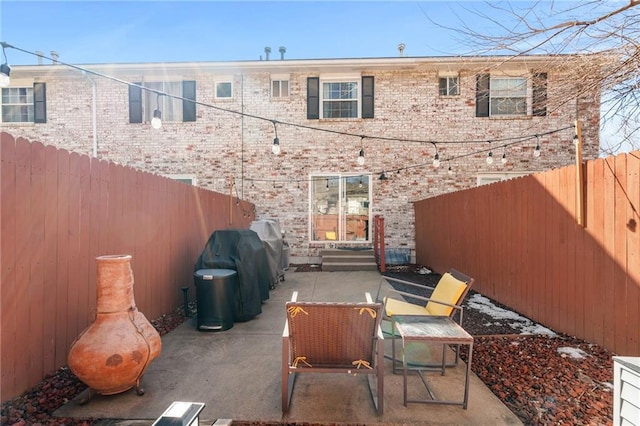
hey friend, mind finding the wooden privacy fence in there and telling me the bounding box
[415,150,639,357]
[1,133,255,402]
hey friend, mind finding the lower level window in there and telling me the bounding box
[1,87,33,122]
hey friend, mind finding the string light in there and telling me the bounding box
[432,151,440,168]
[151,93,162,129]
[533,135,541,158]
[357,148,365,165]
[485,141,493,165]
[0,42,580,186]
[447,163,454,176]
[573,134,579,146]
[501,148,508,165]
[271,120,281,155]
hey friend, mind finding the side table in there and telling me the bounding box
[391,315,474,408]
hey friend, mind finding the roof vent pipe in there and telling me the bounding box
[35,51,43,65]
[398,43,405,57]
[264,46,271,61]
[51,51,59,64]
[279,46,286,60]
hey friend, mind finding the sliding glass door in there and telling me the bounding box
[310,174,371,242]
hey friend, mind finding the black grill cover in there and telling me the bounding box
[194,229,270,321]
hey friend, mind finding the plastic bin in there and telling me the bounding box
[193,268,237,331]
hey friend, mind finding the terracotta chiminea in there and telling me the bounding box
[67,255,162,403]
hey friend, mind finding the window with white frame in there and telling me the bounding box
[2,87,34,122]
[271,79,289,98]
[215,81,233,99]
[164,174,197,185]
[322,80,358,118]
[439,75,459,96]
[143,82,183,123]
[490,77,527,116]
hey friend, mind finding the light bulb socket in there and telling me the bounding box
[501,153,507,164]
[433,153,440,168]
[357,148,365,165]
[379,172,387,180]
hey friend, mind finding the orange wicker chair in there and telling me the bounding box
[282,291,384,415]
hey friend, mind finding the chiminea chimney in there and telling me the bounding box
[50,51,59,64]
[397,43,405,57]
[264,46,271,61]
[279,46,286,60]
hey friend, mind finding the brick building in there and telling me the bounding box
[1,54,600,263]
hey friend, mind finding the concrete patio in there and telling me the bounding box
[54,270,522,425]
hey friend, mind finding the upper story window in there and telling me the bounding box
[322,81,358,118]
[476,73,547,118]
[490,77,527,116]
[1,83,46,123]
[129,80,196,124]
[271,79,289,98]
[2,87,33,122]
[144,82,184,122]
[307,76,374,120]
[439,75,459,96]
[215,81,233,99]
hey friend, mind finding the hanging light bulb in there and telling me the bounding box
[272,137,280,155]
[359,176,363,188]
[573,134,579,146]
[432,152,440,168]
[151,93,162,129]
[533,136,541,158]
[271,120,281,155]
[501,151,507,164]
[486,151,494,165]
[357,148,365,165]
[379,171,388,180]
[0,42,11,88]
[447,165,454,176]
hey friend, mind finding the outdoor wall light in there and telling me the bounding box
[151,93,162,129]
[152,401,205,426]
[357,148,365,165]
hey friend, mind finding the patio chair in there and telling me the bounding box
[378,269,474,370]
[282,291,384,415]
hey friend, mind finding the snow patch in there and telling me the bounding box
[557,347,588,359]
[467,294,556,336]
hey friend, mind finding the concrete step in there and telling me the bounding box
[321,262,379,272]
[321,254,376,263]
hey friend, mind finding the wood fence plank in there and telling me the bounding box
[602,158,617,350]
[1,134,17,398]
[28,142,46,387]
[557,166,571,334]
[565,164,579,337]
[625,151,640,355]
[67,153,85,341]
[13,138,32,394]
[42,145,59,377]
[613,154,629,354]
[77,155,92,337]
[54,149,70,370]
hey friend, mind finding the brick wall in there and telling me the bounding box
[4,59,600,263]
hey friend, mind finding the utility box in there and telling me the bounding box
[193,269,237,331]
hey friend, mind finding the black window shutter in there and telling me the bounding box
[476,74,490,117]
[361,76,374,118]
[532,72,548,116]
[33,82,46,123]
[307,77,319,119]
[183,80,196,122]
[129,83,143,123]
